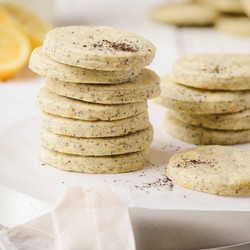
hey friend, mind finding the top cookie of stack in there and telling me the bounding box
[155,53,250,145]
[30,26,155,83]
[29,26,161,174]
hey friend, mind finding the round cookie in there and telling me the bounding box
[170,54,250,90]
[46,69,160,104]
[40,145,150,174]
[40,126,153,156]
[154,76,250,114]
[167,145,250,195]
[169,109,250,130]
[40,111,151,137]
[43,26,155,71]
[216,17,250,36]
[163,111,250,145]
[198,0,243,14]
[37,88,148,121]
[241,0,250,17]
[29,47,141,84]
[149,2,218,26]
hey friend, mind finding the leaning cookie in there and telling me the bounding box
[29,47,141,84]
[154,76,250,114]
[167,145,250,195]
[40,111,150,137]
[40,145,150,174]
[149,2,218,26]
[216,17,250,37]
[37,88,148,121]
[46,69,160,104]
[169,109,250,130]
[43,26,155,71]
[163,111,250,145]
[170,54,250,90]
[40,126,153,156]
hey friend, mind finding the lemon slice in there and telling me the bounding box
[0,23,31,80]
[0,3,50,48]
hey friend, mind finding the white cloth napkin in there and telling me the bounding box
[0,186,135,250]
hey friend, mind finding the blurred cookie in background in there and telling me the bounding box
[216,16,250,36]
[149,1,218,26]
[149,0,250,37]
[197,0,243,14]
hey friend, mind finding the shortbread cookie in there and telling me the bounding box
[37,88,147,121]
[149,2,218,26]
[40,126,153,156]
[241,0,250,17]
[29,47,141,84]
[43,26,155,71]
[198,0,243,14]
[169,109,250,130]
[216,17,250,36]
[40,111,150,137]
[39,145,150,174]
[46,69,160,104]
[154,76,250,114]
[167,145,250,195]
[170,54,250,90]
[163,111,250,145]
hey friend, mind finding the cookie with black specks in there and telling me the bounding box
[46,69,160,104]
[40,145,150,174]
[167,145,250,195]
[163,111,250,145]
[40,110,150,137]
[29,47,141,84]
[40,126,153,156]
[170,54,250,90]
[154,76,250,114]
[169,109,250,130]
[43,26,155,71]
[37,88,148,121]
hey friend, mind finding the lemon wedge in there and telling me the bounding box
[0,23,31,80]
[0,3,50,49]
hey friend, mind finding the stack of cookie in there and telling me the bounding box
[155,53,250,145]
[29,26,160,174]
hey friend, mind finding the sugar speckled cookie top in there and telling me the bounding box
[43,26,155,71]
[150,2,218,26]
[167,145,250,195]
[170,54,250,90]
